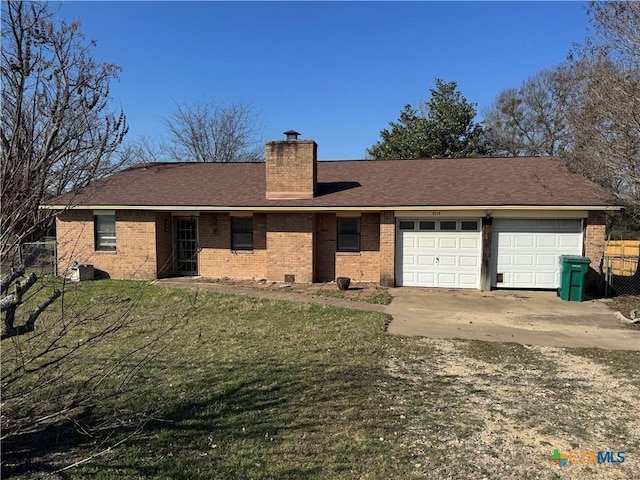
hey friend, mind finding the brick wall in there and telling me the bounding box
[335,213,381,282]
[57,209,397,285]
[198,212,268,279]
[265,140,317,199]
[379,211,396,286]
[585,210,607,271]
[267,213,314,283]
[56,209,157,280]
[155,212,173,278]
[314,213,336,282]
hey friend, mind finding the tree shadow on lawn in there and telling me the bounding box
[2,362,393,479]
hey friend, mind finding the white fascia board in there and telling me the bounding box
[41,204,622,212]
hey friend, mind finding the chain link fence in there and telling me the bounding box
[604,254,640,297]
[20,239,57,276]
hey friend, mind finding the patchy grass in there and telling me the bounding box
[3,280,638,479]
[308,287,393,305]
[384,337,640,479]
[569,347,640,389]
[194,277,394,305]
[2,280,409,479]
[606,295,640,317]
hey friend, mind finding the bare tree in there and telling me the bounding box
[587,0,640,67]
[1,270,191,475]
[1,0,128,258]
[559,58,640,196]
[558,2,640,231]
[483,69,570,156]
[164,100,264,162]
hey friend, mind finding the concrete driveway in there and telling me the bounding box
[386,288,640,350]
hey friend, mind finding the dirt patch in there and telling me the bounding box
[384,337,640,479]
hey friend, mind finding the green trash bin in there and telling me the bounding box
[558,255,591,302]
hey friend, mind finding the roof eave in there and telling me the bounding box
[40,204,624,212]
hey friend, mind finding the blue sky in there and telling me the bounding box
[55,1,590,160]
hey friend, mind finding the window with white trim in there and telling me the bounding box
[94,214,116,251]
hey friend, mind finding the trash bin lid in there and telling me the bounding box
[559,255,591,264]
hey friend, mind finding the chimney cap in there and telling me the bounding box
[283,130,300,140]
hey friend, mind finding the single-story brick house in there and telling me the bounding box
[44,131,621,290]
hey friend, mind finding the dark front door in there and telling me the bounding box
[175,217,198,275]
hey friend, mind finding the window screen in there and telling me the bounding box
[94,214,116,251]
[231,216,253,250]
[337,217,361,252]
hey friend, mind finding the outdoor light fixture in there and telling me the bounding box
[486,209,493,218]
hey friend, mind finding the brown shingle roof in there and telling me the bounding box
[46,157,620,209]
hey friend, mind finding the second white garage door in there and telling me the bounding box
[396,219,481,288]
[492,219,583,289]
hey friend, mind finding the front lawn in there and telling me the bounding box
[2,279,639,479]
[2,279,408,479]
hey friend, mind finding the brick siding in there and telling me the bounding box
[155,212,173,278]
[584,210,607,271]
[198,212,268,279]
[56,210,157,280]
[379,211,396,286]
[266,213,314,283]
[334,213,381,282]
[314,213,336,282]
[265,140,317,199]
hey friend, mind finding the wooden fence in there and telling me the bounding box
[604,240,640,276]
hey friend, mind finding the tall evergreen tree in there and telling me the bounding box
[367,79,486,159]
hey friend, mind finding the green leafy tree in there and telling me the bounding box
[367,79,486,159]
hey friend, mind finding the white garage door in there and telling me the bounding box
[397,219,481,288]
[492,219,583,289]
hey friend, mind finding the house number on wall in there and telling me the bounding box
[431,211,442,216]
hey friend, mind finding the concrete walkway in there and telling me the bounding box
[154,279,639,350]
[386,288,640,350]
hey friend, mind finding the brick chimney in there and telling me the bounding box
[266,130,317,199]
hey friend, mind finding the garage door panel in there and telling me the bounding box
[437,273,457,285]
[537,254,557,266]
[417,272,436,284]
[536,236,558,248]
[514,254,534,266]
[459,274,479,286]
[403,272,416,284]
[417,255,435,266]
[404,237,416,248]
[438,255,456,267]
[459,256,478,267]
[403,255,416,266]
[559,236,580,248]
[460,238,478,249]
[513,271,535,286]
[514,235,535,247]
[497,254,512,266]
[418,237,436,248]
[497,235,512,247]
[535,272,557,286]
[493,219,583,289]
[438,237,457,249]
